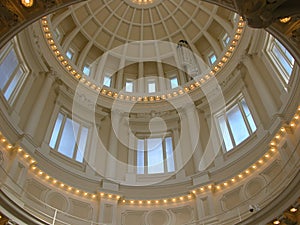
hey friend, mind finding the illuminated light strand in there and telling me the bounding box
[0,104,298,205]
[40,17,245,103]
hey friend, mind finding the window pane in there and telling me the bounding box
[83,65,90,76]
[76,126,88,162]
[66,50,73,59]
[49,113,64,148]
[272,44,293,75]
[276,40,294,65]
[218,115,233,150]
[137,139,144,174]
[165,137,175,172]
[223,33,230,46]
[58,118,80,158]
[241,99,256,132]
[125,80,133,92]
[148,81,156,93]
[170,77,179,89]
[147,138,164,174]
[209,54,217,65]
[4,67,23,100]
[103,76,111,87]
[227,105,249,145]
[0,48,18,90]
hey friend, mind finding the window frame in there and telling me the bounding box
[49,110,90,163]
[103,74,112,87]
[215,95,257,152]
[265,35,295,85]
[147,79,156,93]
[208,52,217,65]
[0,39,28,105]
[169,76,179,89]
[222,33,230,46]
[125,79,134,92]
[83,64,91,76]
[66,48,74,60]
[135,133,175,175]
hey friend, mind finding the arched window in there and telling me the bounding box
[49,112,89,162]
[216,96,256,151]
[136,135,175,174]
[0,40,27,104]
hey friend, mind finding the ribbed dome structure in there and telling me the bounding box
[49,0,237,89]
[0,1,300,225]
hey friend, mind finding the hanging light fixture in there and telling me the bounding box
[177,40,199,78]
[21,0,34,7]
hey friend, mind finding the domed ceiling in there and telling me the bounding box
[49,0,237,71]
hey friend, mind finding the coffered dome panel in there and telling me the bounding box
[50,0,237,71]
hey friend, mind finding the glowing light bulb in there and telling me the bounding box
[21,0,34,7]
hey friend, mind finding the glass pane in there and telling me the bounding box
[4,67,22,100]
[218,115,233,150]
[170,77,179,89]
[66,50,73,59]
[137,139,144,174]
[227,105,249,145]
[83,65,90,76]
[125,81,133,92]
[0,48,18,90]
[148,81,156,93]
[103,76,111,87]
[272,44,293,76]
[76,126,88,162]
[223,34,230,46]
[209,54,217,65]
[241,99,257,132]
[58,118,80,159]
[147,138,164,174]
[165,137,175,172]
[276,40,295,65]
[49,113,64,148]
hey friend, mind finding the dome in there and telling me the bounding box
[48,0,238,93]
[0,0,300,225]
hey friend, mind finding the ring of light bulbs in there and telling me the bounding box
[1,107,299,205]
[41,16,244,103]
[0,16,285,205]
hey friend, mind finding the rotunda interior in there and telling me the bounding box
[0,0,300,225]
